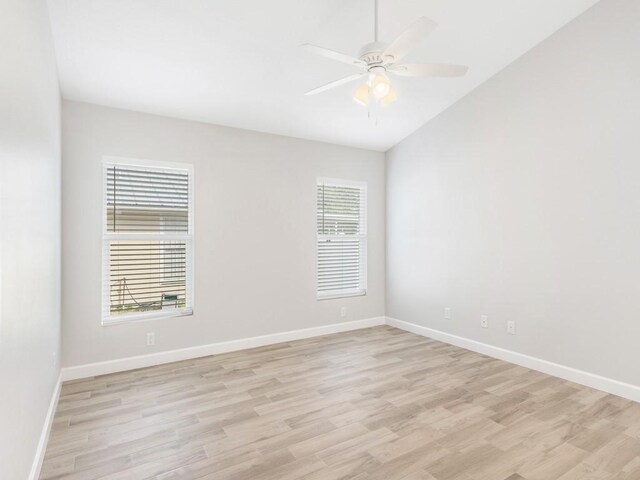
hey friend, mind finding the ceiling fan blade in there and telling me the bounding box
[390,63,469,77]
[301,43,365,68]
[383,16,438,63]
[304,73,365,96]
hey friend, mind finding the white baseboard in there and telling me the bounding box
[61,317,385,381]
[29,373,62,480]
[386,317,640,403]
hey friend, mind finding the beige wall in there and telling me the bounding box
[62,100,385,367]
[0,0,61,478]
[386,0,640,386]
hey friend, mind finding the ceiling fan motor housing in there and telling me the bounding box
[358,42,391,69]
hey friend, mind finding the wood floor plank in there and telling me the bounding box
[40,326,640,479]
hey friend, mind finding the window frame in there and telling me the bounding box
[316,177,367,300]
[101,156,195,326]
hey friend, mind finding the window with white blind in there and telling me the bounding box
[102,157,194,325]
[317,178,367,299]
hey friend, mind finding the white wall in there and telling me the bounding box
[386,0,640,387]
[62,101,385,368]
[0,0,61,478]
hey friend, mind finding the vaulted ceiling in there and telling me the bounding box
[47,0,600,151]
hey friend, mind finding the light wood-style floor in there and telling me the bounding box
[41,326,640,480]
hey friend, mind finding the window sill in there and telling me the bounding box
[317,290,366,301]
[102,308,193,326]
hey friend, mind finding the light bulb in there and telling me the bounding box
[353,83,370,107]
[371,74,391,99]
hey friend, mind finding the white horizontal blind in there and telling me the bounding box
[102,159,194,324]
[106,166,189,233]
[317,179,367,298]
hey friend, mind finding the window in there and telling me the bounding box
[317,178,367,299]
[102,158,194,324]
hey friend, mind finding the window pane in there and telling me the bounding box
[106,165,189,233]
[317,184,363,235]
[109,240,188,316]
[317,238,361,293]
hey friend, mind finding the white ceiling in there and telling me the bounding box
[47,0,600,151]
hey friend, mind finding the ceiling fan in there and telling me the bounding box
[302,0,468,107]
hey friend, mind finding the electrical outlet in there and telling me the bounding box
[146,332,155,346]
[340,306,347,318]
[444,308,451,320]
[507,321,516,335]
[481,315,488,328]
